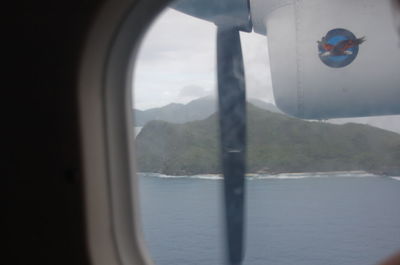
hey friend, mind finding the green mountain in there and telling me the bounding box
[135,104,400,175]
[133,96,280,126]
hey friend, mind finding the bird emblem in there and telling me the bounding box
[318,36,365,57]
[317,28,365,68]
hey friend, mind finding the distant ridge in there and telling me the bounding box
[136,103,400,175]
[133,96,281,126]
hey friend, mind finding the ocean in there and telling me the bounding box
[138,172,400,265]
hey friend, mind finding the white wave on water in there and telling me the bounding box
[192,174,223,180]
[138,171,381,180]
[137,172,223,180]
[138,173,187,179]
[391,177,400,181]
[247,171,378,180]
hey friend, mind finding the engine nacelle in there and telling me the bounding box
[251,0,400,119]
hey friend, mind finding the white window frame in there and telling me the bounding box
[78,0,170,264]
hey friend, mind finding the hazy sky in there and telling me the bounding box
[132,7,399,133]
[133,8,273,110]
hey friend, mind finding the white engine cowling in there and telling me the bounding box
[251,0,400,119]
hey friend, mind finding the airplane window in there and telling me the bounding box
[131,1,400,265]
[133,8,223,264]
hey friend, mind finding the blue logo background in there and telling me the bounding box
[318,28,360,68]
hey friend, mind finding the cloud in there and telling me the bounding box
[179,85,211,98]
[329,115,400,134]
[132,7,277,109]
[240,32,274,102]
[133,8,216,109]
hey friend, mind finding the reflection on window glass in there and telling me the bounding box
[132,2,400,265]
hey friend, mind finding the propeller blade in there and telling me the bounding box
[217,26,247,265]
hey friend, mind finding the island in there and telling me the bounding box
[135,103,400,176]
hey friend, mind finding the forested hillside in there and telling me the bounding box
[136,104,400,175]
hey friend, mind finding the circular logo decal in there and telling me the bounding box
[317,28,365,68]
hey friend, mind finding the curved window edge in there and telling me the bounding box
[78,0,170,264]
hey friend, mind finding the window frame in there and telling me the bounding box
[79,0,171,264]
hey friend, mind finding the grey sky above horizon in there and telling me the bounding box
[132,7,399,133]
[132,8,273,111]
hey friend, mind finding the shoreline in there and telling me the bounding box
[138,168,400,178]
[138,170,389,178]
[137,171,400,181]
[139,170,374,177]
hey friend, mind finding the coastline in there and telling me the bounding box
[137,170,388,179]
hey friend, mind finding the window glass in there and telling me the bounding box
[132,3,400,265]
[133,8,223,264]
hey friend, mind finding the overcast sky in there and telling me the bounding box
[132,8,273,110]
[132,7,399,133]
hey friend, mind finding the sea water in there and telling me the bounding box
[138,173,400,265]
